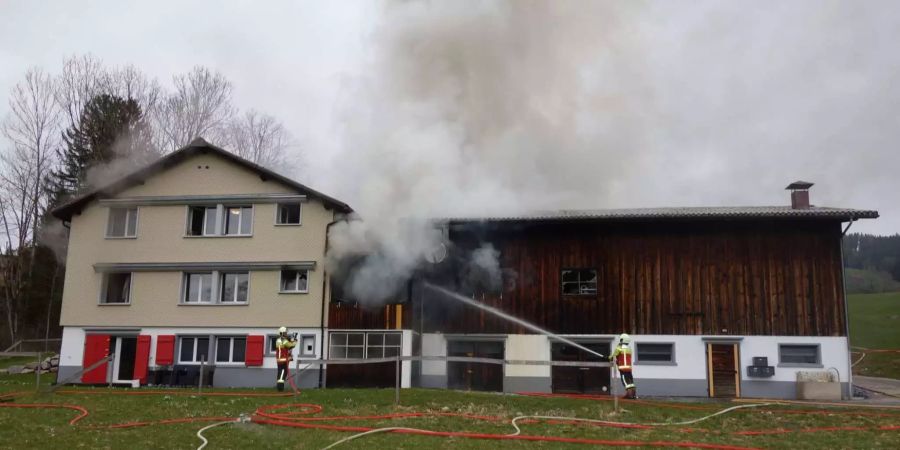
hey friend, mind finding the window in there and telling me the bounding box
[215,337,247,363]
[300,335,316,357]
[220,273,249,303]
[179,337,210,364]
[561,269,598,295]
[188,206,218,236]
[276,203,302,225]
[187,205,253,236]
[636,343,675,364]
[280,269,309,293]
[101,273,132,304]
[184,273,213,303]
[329,332,364,359]
[330,332,400,359]
[225,206,253,235]
[779,344,821,366]
[107,208,138,238]
[365,332,402,358]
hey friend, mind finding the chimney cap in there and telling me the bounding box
[786,180,814,191]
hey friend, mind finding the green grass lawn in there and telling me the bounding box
[2,373,900,449]
[849,291,900,379]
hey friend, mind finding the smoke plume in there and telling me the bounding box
[326,1,649,304]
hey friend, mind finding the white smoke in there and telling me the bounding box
[326,1,648,304]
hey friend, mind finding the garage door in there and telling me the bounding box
[447,340,504,392]
[551,341,610,395]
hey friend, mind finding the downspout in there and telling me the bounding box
[839,217,856,399]
[319,215,341,389]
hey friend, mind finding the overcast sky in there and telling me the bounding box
[1,0,898,235]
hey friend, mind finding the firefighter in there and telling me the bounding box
[609,333,636,399]
[275,326,297,391]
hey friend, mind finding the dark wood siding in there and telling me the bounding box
[330,219,847,337]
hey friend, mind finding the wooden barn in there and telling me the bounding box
[325,182,877,399]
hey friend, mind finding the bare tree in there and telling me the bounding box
[54,54,105,131]
[222,110,295,169]
[105,63,162,120]
[153,66,234,151]
[0,67,59,344]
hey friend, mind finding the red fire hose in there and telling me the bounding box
[2,388,900,449]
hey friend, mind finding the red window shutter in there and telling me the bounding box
[156,335,176,366]
[82,334,110,384]
[133,335,151,384]
[245,335,265,366]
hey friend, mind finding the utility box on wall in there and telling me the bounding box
[746,356,775,378]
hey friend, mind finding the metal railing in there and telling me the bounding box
[296,356,621,410]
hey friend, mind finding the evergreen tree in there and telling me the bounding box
[45,94,156,206]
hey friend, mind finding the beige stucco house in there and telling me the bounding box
[51,138,352,387]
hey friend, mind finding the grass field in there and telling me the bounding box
[849,291,900,379]
[2,373,900,449]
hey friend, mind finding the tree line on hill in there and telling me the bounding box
[843,233,900,294]
[0,55,298,350]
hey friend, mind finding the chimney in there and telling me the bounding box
[786,181,814,209]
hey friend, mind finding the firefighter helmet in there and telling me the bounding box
[278,326,287,334]
[618,333,631,344]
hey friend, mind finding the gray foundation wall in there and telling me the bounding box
[55,365,321,389]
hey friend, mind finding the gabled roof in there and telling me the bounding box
[444,205,879,224]
[51,138,352,221]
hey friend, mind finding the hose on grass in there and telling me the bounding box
[318,403,778,449]
[3,388,900,449]
[195,420,237,450]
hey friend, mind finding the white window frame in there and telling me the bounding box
[329,332,365,359]
[224,205,254,236]
[275,202,303,226]
[182,272,214,304]
[99,272,133,305]
[185,204,254,237]
[178,336,211,364]
[106,207,139,238]
[364,332,402,359]
[219,272,251,303]
[215,336,248,365]
[329,332,401,360]
[181,271,250,305]
[279,269,309,294]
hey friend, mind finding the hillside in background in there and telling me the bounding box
[844,233,900,294]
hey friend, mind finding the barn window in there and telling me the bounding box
[561,269,598,295]
[636,343,675,364]
[778,344,821,366]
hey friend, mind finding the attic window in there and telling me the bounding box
[561,269,598,295]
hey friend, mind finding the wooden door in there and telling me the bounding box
[447,341,504,392]
[551,342,610,394]
[706,343,741,398]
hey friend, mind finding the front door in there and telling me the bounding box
[447,340,504,392]
[111,337,138,383]
[706,342,741,398]
[551,342,610,394]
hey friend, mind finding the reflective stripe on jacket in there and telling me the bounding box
[611,345,632,371]
[276,337,296,363]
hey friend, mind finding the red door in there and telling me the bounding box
[82,334,111,383]
[133,335,151,384]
